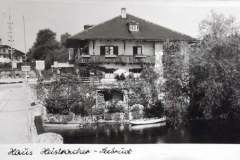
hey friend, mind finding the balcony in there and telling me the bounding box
[76,55,155,65]
[78,76,144,89]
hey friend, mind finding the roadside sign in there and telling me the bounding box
[21,65,31,72]
[36,60,45,71]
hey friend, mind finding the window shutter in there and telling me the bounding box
[114,46,118,55]
[68,48,74,60]
[133,46,137,56]
[100,46,105,55]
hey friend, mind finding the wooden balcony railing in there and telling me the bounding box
[75,76,145,89]
[76,55,155,65]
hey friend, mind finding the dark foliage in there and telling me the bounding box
[115,73,126,81]
[37,74,95,115]
[27,29,69,69]
[144,100,164,118]
[188,12,240,121]
[162,41,190,128]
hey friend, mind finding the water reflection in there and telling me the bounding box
[43,123,167,144]
[38,119,240,144]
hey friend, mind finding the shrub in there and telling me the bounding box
[116,101,128,112]
[106,100,125,113]
[92,107,105,115]
[0,63,11,70]
[41,69,54,80]
[129,104,144,120]
[70,102,89,116]
[115,73,126,81]
[130,104,144,112]
[37,74,96,115]
[45,97,70,115]
[144,100,164,118]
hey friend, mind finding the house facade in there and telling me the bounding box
[0,40,25,67]
[66,8,194,106]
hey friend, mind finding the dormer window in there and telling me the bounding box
[129,24,139,32]
[128,21,139,32]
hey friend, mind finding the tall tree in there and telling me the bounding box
[60,32,71,46]
[29,29,62,69]
[53,32,71,62]
[189,11,240,120]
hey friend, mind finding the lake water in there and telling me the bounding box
[35,117,240,144]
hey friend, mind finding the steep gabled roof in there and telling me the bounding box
[69,14,195,42]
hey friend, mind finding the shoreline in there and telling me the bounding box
[43,119,130,125]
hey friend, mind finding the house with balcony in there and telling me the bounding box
[66,8,194,107]
[0,39,25,69]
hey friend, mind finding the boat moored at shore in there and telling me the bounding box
[130,116,167,125]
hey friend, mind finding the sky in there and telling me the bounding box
[1,0,240,52]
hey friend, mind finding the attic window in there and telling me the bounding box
[129,24,139,32]
[129,21,139,32]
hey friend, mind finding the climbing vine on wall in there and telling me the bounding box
[162,41,190,128]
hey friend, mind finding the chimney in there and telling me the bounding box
[0,38,2,45]
[84,25,94,30]
[121,8,126,19]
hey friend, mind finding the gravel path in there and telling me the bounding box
[0,82,34,143]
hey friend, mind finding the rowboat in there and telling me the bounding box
[130,122,166,130]
[130,116,166,125]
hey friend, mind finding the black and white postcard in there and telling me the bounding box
[0,0,240,159]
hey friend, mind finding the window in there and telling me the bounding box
[105,46,114,55]
[100,46,118,56]
[129,24,139,32]
[133,46,142,56]
[128,21,139,32]
[68,48,74,60]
